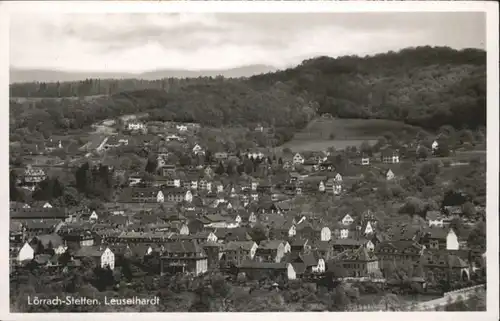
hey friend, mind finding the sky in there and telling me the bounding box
[10,12,486,73]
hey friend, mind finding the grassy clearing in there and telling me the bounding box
[293,117,424,141]
[279,117,424,152]
[279,139,376,153]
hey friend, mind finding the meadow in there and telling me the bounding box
[279,117,423,152]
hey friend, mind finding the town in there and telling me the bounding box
[9,114,487,312]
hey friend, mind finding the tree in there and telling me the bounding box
[179,155,191,167]
[461,201,476,218]
[32,177,65,201]
[215,162,225,175]
[328,263,348,279]
[417,146,430,160]
[360,141,372,156]
[399,196,427,216]
[249,225,269,243]
[467,221,486,251]
[380,293,401,311]
[10,170,21,201]
[329,286,350,311]
[435,140,451,157]
[418,161,441,185]
[145,157,158,174]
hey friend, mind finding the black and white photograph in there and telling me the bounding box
[2,0,498,318]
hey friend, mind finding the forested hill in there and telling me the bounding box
[9,46,486,140]
[249,46,486,130]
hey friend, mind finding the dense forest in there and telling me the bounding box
[10,46,486,141]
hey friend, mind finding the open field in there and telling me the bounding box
[293,117,425,141]
[279,117,424,152]
[279,139,377,153]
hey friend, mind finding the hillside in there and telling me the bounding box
[9,46,486,145]
[9,65,277,84]
[250,46,486,130]
[279,117,425,152]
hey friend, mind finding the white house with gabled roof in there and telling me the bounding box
[293,153,304,165]
[157,191,165,203]
[341,214,354,226]
[17,242,35,262]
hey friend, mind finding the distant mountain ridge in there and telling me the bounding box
[9,65,277,84]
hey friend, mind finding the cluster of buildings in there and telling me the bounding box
[10,120,484,290]
[9,194,483,285]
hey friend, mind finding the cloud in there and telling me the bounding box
[9,12,486,72]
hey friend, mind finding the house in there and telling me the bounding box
[386,169,395,181]
[361,155,370,166]
[420,250,471,281]
[23,166,46,184]
[122,188,165,203]
[198,180,212,191]
[365,240,375,252]
[45,139,63,152]
[289,238,311,254]
[160,164,176,177]
[10,202,31,210]
[30,201,53,209]
[192,144,204,155]
[286,253,326,276]
[325,176,342,195]
[103,135,129,149]
[165,134,181,142]
[128,244,154,258]
[375,240,424,268]
[201,214,239,229]
[332,223,352,239]
[341,214,355,226]
[23,220,61,236]
[421,227,459,251]
[363,221,374,235]
[332,247,381,278]
[165,177,181,188]
[127,174,143,186]
[33,254,60,269]
[293,153,304,165]
[246,151,264,160]
[73,246,115,270]
[255,240,290,263]
[88,210,99,221]
[127,121,145,131]
[164,189,192,203]
[331,238,366,252]
[237,261,296,280]
[61,230,95,247]
[16,242,35,262]
[432,140,439,153]
[220,241,258,267]
[295,221,331,242]
[314,241,336,261]
[160,241,208,276]
[10,221,24,243]
[214,152,228,160]
[11,208,66,220]
[381,149,400,164]
[426,211,445,227]
[30,234,66,255]
[318,181,326,192]
[214,227,251,242]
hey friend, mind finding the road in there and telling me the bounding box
[414,285,485,311]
